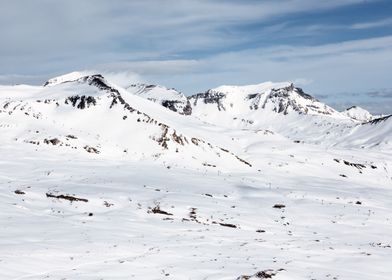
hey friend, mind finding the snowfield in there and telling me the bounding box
[0,73,391,280]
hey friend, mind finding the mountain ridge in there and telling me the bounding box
[0,73,254,169]
[3,71,389,150]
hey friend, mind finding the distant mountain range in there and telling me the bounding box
[0,72,391,170]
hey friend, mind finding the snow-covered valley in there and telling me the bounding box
[0,73,391,279]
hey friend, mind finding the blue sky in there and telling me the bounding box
[0,0,391,113]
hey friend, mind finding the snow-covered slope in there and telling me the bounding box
[342,106,373,122]
[127,84,192,115]
[1,72,391,280]
[337,114,392,148]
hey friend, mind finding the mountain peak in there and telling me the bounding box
[341,106,373,122]
[43,71,99,87]
[127,83,192,115]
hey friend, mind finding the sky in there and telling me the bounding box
[0,0,391,114]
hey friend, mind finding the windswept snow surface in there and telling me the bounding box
[1,73,391,280]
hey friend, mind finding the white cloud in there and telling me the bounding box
[114,35,392,99]
[98,71,143,88]
[351,17,392,29]
[0,0,371,74]
[97,60,202,76]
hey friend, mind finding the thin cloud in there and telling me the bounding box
[366,89,392,98]
[351,17,392,29]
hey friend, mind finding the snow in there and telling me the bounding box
[212,81,293,96]
[337,115,392,148]
[190,81,343,120]
[342,106,373,122]
[127,84,185,102]
[126,84,191,115]
[44,71,97,87]
[1,73,391,279]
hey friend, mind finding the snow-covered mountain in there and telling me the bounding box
[190,82,338,116]
[341,105,373,122]
[127,83,192,115]
[0,73,252,170]
[183,82,366,147]
[1,72,391,280]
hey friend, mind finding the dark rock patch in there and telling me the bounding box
[202,163,217,167]
[84,146,100,154]
[237,269,282,279]
[14,190,25,195]
[44,138,61,145]
[149,205,173,216]
[235,155,252,167]
[343,160,366,170]
[103,201,114,207]
[219,222,237,228]
[46,193,88,202]
[273,204,286,209]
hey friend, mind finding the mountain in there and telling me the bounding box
[122,80,390,149]
[184,82,372,147]
[189,82,339,116]
[341,106,373,122]
[0,74,252,170]
[127,84,192,115]
[6,73,389,150]
[1,72,391,280]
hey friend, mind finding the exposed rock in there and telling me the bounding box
[14,190,25,195]
[149,205,173,216]
[273,204,286,209]
[44,138,61,145]
[84,146,100,154]
[46,193,88,202]
[189,90,226,111]
[219,222,237,228]
[65,95,97,109]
